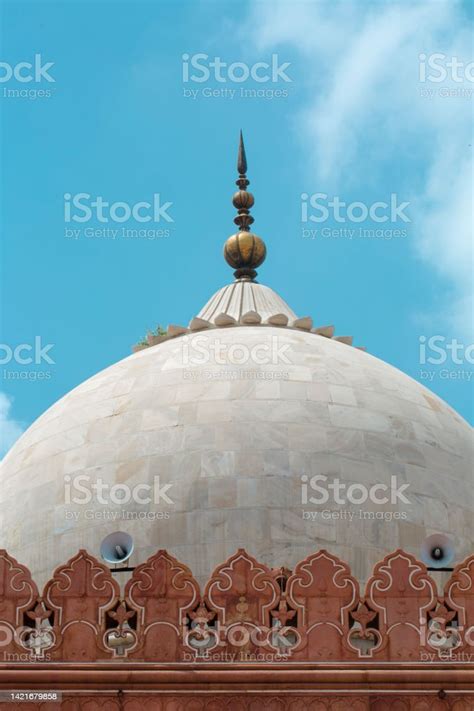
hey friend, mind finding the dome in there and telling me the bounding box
[1,133,472,589]
[1,300,472,587]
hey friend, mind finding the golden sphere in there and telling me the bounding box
[224,232,266,271]
[232,190,255,209]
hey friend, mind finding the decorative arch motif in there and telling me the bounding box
[203,549,281,659]
[364,549,438,660]
[0,547,473,664]
[444,553,474,654]
[124,549,200,661]
[43,549,119,661]
[285,549,359,660]
[204,549,280,625]
[0,550,38,659]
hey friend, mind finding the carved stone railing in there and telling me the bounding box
[0,547,473,663]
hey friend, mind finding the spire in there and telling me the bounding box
[233,131,254,232]
[237,129,248,178]
[223,131,267,281]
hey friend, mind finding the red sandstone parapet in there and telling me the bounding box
[0,547,472,664]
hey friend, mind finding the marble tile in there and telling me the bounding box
[329,405,391,433]
[330,385,357,407]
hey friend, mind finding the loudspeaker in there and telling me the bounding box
[421,534,455,569]
[100,531,134,565]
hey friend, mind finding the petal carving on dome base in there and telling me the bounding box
[240,310,262,324]
[291,317,313,331]
[188,317,212,331]
[266,313,289,326]
[313,325,335,338]
[214,312,237,326]
[333,335,353,346]
[167,324,189,337]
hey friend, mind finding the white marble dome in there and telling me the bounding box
[1,279,472,588]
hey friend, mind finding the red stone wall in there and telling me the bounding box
[0,547,472,708]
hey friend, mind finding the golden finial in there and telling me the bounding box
[224,131,267,281]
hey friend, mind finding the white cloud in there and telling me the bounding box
[242,0,473,339]
[0,392,24,458]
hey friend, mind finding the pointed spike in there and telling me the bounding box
[266,313,289,326]
[132,343,148,353]
[215,312,237,327]
[189,317,212,331]
[312,325,335,338]
[237,130,247,175]
[167,324,188,337]
[333,336,353,346]
[147,333,168,346]
[241,310,261,324]
[291,316,313,331]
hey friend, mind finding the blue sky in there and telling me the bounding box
[0,0,472,452]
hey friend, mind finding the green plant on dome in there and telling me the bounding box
[137,324,167,346]
[149,325,167,337]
